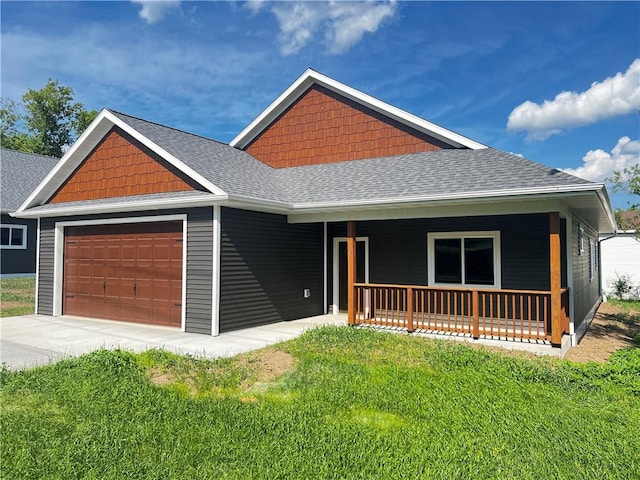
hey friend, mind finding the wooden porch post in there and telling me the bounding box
[347,221,356,326]
[550,212,562,346]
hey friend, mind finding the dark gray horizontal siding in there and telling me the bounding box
[36,208,214,331]
[0,215,38,275]
[185,207,213,334]
[220,207,323,333]
[37,218,55,315]
[572,215,600,327]
[328,214,566,305]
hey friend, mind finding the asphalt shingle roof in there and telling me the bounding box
[1,148,59,212]
[108,110,594,207]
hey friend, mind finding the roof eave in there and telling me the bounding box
[289,184,604,213]
[13,192,225,219]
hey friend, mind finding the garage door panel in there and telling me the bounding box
[64,221,183,327]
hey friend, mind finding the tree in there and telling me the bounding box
[0,80,97,157]
[608,164,640,233]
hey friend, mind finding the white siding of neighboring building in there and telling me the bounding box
[600,234,640,299]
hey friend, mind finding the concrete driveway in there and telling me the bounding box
[0,314,346,370]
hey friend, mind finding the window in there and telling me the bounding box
[0,224,27,249]
[578,225,584,255]
[428,231,501,288]
[588,237,597,282]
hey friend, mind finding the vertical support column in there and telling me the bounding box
[472,290,480,339]
[550,212,562,346]
[347,221,356,325]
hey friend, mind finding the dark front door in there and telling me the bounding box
[338,241,366,311]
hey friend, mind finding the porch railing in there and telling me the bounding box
[354,283,570,343]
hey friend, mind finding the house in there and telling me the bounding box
[600,213,640,299]
[14,69,616,348]
[1,148,59,277]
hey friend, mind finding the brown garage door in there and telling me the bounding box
[63,222,183,327]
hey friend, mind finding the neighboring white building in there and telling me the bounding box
[600,231,640,299]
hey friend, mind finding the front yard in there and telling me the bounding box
[2,326,639,479]
[0,277,35,317]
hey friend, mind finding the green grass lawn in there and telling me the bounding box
[2,327,639,479]
[0,277,35,317]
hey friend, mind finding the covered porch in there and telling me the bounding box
[342,212,570,347]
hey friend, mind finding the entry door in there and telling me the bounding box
[338,241,367,311]
[63,222,183,327]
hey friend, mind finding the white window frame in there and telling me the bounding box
[427,231,501,289]
[0,224,28,249]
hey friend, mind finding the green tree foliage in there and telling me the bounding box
[0,80,98,157]
[609,164,640,234]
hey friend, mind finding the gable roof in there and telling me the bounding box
[13,70,616,233]
[230,68,487,151]
[1,148,59,213]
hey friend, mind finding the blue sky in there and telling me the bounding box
[2,1,638,209]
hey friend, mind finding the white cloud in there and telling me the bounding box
[507,58,640,140]
[132,1,181,24]
[561,137,640,182]
[244,0,266,15]
[325,1,397,54]
[269,1,396,56]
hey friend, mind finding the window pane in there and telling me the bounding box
[464,238,494,285]
[0,228,9,246]
[434,238,462,283]
[11,228,23,246]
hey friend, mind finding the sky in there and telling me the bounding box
[1,1,639,209]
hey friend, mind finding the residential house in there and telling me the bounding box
[1,148,59,277]
[14,69,616,348]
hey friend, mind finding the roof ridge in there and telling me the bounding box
[107,108,233,148]
[0,147,59,160]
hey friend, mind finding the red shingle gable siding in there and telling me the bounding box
[49,128,200,203]
[245,85,450,168]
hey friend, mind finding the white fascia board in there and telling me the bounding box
[16,109,114,213]
[16,109,227,213]
[595,186,617,233]
[102,111,227,197]
[14,193,224,219]
[222,195,293,214]
[290,184,603,213]
[230,69,487,150]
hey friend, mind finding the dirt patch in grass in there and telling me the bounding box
[565,302,640,363]
[147,348,297,398]
[237,349,297,386]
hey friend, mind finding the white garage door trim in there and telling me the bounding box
[53,214,188,331]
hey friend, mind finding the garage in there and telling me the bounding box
[63,221,183,327]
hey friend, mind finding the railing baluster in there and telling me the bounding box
[527,295,532,339]
[511,294,516,339]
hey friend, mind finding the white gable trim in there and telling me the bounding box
[16,109,227,213]
[230,68,486,150]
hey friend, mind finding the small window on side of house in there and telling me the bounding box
[589,237,594,282]
[578,225,584,256]
[0,224,27,249]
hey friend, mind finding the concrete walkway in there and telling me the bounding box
[0,314,347,370]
